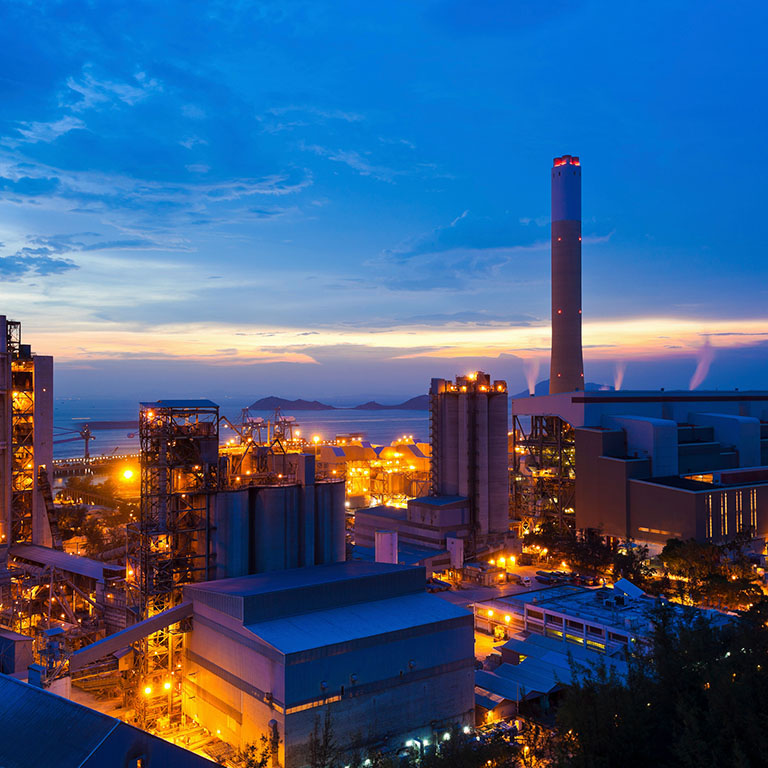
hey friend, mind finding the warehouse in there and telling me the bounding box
[182,561,475,767]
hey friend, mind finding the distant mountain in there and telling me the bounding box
[248,396,337,411]
[354,395,429,410]
[512,380,614,398]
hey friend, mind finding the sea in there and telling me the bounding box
[53,398,429,459]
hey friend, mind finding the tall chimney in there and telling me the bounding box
[549,154,584,394]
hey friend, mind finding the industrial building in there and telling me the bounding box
[472,580,729,721]
[355,372,510,567]
[125,400,346,730]
[510,157,768,557]
[0,316,55,559]
[513,390,768,552]
[182,561,474,767]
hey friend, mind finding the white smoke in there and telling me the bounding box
[689,337,715,391]
[523,358,540,395]
[614,361,626,391]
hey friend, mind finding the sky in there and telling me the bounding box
[1,0,767,403]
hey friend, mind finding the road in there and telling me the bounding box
[433,564,545,662]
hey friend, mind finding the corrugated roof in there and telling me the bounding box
[353,544,448,566]
[0,675,117,767]
[408,495,467,506]
[187,560,414,598]
[10,545,122,582]
[245,592,472,654]
[0,675,212,768]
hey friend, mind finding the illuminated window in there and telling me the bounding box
[751,489,758,532]
[705,494,713,538]
[720,494,727,537]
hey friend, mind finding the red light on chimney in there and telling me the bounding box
[571,157,580,165]
[557,309,562,314]
[554,157,567,167]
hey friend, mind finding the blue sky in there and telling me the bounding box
[1,0,766,402]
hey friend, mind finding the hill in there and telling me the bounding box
[353,395,429,410]
[248,396,336,410]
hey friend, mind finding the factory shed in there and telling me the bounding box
[0,674,211,768]
[182,561,475,768]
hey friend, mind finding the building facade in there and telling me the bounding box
[182,562,475,767]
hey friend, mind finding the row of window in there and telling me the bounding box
[525,609,629,645]
[705,489,758,539]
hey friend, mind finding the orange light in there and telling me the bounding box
[487,609,494,617]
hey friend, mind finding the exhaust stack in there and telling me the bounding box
[549,154,584,394]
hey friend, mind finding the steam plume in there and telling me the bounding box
[523,358,540,395]
[614,361,626,391]
[689,337,714,390]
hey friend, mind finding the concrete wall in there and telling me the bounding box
[575,428,650,537]
[602,416,678,476]
[431,377,508,537]
[0,317,10,564]
[183,600,286,754]
[32,355,53,547]
[690,413,761,468]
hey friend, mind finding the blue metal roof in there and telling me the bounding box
[187,560,415,598]
[0,675,212,767]
[409,495,467,506]
[245,592,472,654]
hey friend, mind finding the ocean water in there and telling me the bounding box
[53,398,429,459]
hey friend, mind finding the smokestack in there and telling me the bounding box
[549,154,584,394]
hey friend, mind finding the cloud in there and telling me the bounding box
[63,68,162,112]
[0,155,313,227]
[13,116,86,145]
[0,248,77,279]
[0,175,60,196]
[302,143,402,182]
[387,209,542,259]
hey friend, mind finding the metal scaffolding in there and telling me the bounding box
[510,415,575,531]
[126,400,219,731]
[9,323,34,546]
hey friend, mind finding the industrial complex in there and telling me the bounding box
[0,154,765,766]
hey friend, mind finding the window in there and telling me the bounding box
[586,625,603,636]
[608,632,628,644]
[527,609,543,621]
[751,489,758,532]
[720,494,728,537]
[705,494,713,538]
[566,619,584,631]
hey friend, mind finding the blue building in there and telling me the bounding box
[181,561,475,767]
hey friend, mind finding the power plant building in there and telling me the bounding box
[513,390,768,552]
[181,561,475,767]
[355,372,510,565]
[0,316,55,560]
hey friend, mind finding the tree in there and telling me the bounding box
[238,733,278,768]
[552,600,768,767]
[308,707,339,768]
